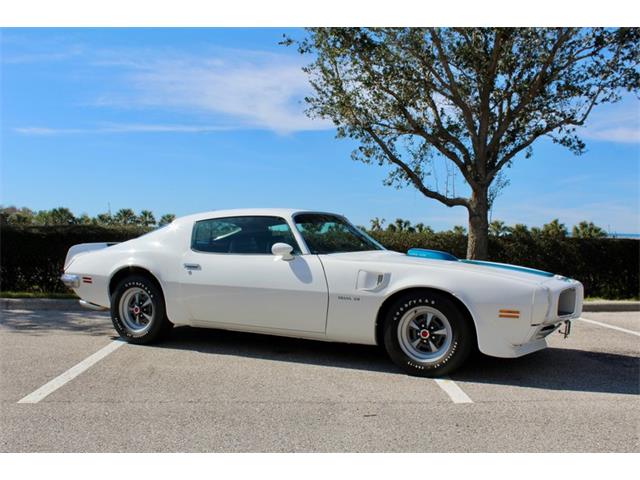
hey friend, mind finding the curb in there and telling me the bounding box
[582,301,640,312]
[1,298,86,311]
[2,297,638,312]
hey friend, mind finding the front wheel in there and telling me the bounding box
[382,291,474,377]
[110,275,171,344]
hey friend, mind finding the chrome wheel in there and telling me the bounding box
[397,306,452,362]
[119,287,154,335]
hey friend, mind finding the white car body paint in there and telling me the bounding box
[63,208,584,358]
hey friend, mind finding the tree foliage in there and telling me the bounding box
[572,220,607,238]
[288,28,640,259]
[541,218,569,238]
[138,210,157,227]
[0,206,175,228]
[159,213,176,227]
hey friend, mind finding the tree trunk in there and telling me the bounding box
[466,187,489,260]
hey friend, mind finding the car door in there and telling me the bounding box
[179,215,328,333]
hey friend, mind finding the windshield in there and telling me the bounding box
[293,213,385,254]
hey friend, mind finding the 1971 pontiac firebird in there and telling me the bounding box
[61,209,582,376]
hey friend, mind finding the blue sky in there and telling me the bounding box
[1,28,639,233]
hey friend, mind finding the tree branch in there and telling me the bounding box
[364,126,469,208]
[428,28,479,151]
[487,28,575,158]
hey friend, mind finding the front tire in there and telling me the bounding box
[382,291,474,377]
[110,275,170,344]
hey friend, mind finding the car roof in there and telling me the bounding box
[173,208,342,225]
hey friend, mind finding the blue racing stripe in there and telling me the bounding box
[406,248,555,277]
[459,260,554,277]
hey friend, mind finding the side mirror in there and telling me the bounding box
[271,242,294,261]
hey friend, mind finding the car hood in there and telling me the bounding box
[319,250,561,286]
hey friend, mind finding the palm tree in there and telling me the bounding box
[51,207,77,225]
[96,213,113,225]
[572,221,606,239]
[138,210,156,228]
[393,218,412,232]
[452,225,467,235]
[489,220,508,237]
[113,208,137,225]
[158,214,176,226]
[507,223,530,237]
[370,217,385,231]
[414,223,434,234]
[541,219,568,238]
[77,213,92,225]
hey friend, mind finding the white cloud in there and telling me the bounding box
[132,61,329,134]
[88,47,333,134]
[0,33,85,64]
[8,42,333,135]
[581,98,640,144]
[14,123,236,135]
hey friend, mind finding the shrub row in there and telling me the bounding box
[1,225,638,298]
[1,225,149,293]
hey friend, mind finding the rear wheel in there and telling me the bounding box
[110,275,171,344]
[382,291,474,376]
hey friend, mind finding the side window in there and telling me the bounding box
[191,216,300,254]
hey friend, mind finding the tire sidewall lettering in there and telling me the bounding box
[111,277,163,341]
[383,292,471,376]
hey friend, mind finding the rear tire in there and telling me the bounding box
[382,291,474,377]
[110,275,171,344]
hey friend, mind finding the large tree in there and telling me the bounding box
[289,28,639,258]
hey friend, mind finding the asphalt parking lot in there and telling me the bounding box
[1,307,638,452]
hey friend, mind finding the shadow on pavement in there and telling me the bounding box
[3,310,636,396]
[455,348,639,396]
[162,325,396,374]
[0,309,112,336]
[159,326,639,396]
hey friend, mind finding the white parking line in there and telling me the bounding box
[433,377,473,404]
[577,317,640,337]
[17,340,125,404]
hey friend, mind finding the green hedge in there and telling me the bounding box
[1,225,149,293]
[1,225,638,298]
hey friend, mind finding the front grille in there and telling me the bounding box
[557,288,576,316]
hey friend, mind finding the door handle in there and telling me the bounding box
[183,263,201,271]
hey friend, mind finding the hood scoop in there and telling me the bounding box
[406,248,458,261]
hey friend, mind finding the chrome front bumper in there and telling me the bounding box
[60,273,80,288]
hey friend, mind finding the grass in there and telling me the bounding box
[1,291,78,299]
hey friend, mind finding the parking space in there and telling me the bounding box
[1,307,638,452]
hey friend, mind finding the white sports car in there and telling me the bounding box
[61,208,583,376]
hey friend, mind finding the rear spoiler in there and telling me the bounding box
[64,242,119,269]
